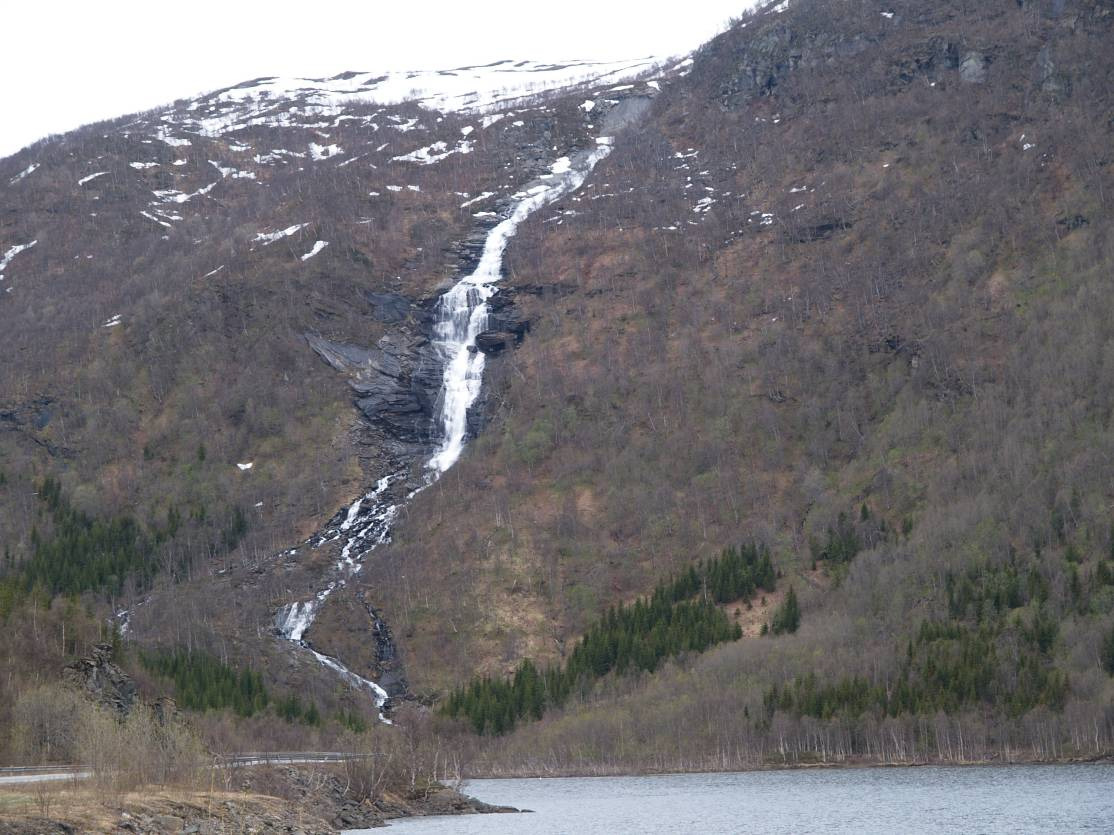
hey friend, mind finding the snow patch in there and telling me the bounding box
[9,163,38,184]
[155,127,192,147]
[209,160,255,178]
[0,240,37,273]
[237,462,254,471]
[301,241,329,261]
[255,223,308,244]
[460,191,494,208]
[78,171,108,185]
[392,139,473,165]
[309,142,343,160]
[151,180,218,204]
[139,210,172,228]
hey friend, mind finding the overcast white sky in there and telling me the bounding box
[0,0,752,159]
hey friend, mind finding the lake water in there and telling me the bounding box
[351,764,1114,834]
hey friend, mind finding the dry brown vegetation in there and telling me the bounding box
[342,0,1114,764]
[4,0,1114,774]
[0,705,480,834]
[0,78,609,723]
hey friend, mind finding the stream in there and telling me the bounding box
[276,134,619,710]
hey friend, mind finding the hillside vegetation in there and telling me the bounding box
[2,0,1114,772]
[351,0,1114,765]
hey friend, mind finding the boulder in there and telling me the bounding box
[474,331,510,355]
[959,51,989,83]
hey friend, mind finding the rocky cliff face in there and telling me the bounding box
[63,642,137,716]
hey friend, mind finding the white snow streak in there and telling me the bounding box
[301,241,328,260]
[9,163,38,184]
[459,191,494,208]
[0,240,38,273]
[391,139,473,165]
[255,223,307,244]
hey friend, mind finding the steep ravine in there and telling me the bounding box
[277,96,653,714]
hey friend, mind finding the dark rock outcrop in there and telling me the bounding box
[891,37,959,83]
[1036,45,1071,97]
[306,333,440,450]
[712,22,873,107]
[63,642,137,716]
[0,396,70,457]
[357,591,408,700]
[474,330,510,354]
[363,290,412,323]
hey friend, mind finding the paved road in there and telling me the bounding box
[0,752,367,786]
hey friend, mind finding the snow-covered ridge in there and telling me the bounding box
[159,57,662,139]
[216,57,660,114]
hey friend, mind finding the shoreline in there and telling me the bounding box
[0,766,519,834]
[460,751,1114,781]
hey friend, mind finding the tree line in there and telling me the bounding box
[0,476,152,608]
[443,543,778,735]
[0,476,252,621]
[765,560,1073,722]
[140,646,337,727]
[140,647,269,717]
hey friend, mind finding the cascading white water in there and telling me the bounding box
[276,475,398,717]
[277,137,615,718]
[426,137,615,474]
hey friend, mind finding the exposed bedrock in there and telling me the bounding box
[304,283,545,461]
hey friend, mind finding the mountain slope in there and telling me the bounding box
[343,0,1114,761]
[3,0,1114,768]
[0,54,671,739]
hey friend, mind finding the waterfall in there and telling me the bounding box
[278,137,615,716]
[426,137,615,474]
[275,475,399,719]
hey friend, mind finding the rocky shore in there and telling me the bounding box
[0,766,519,834]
